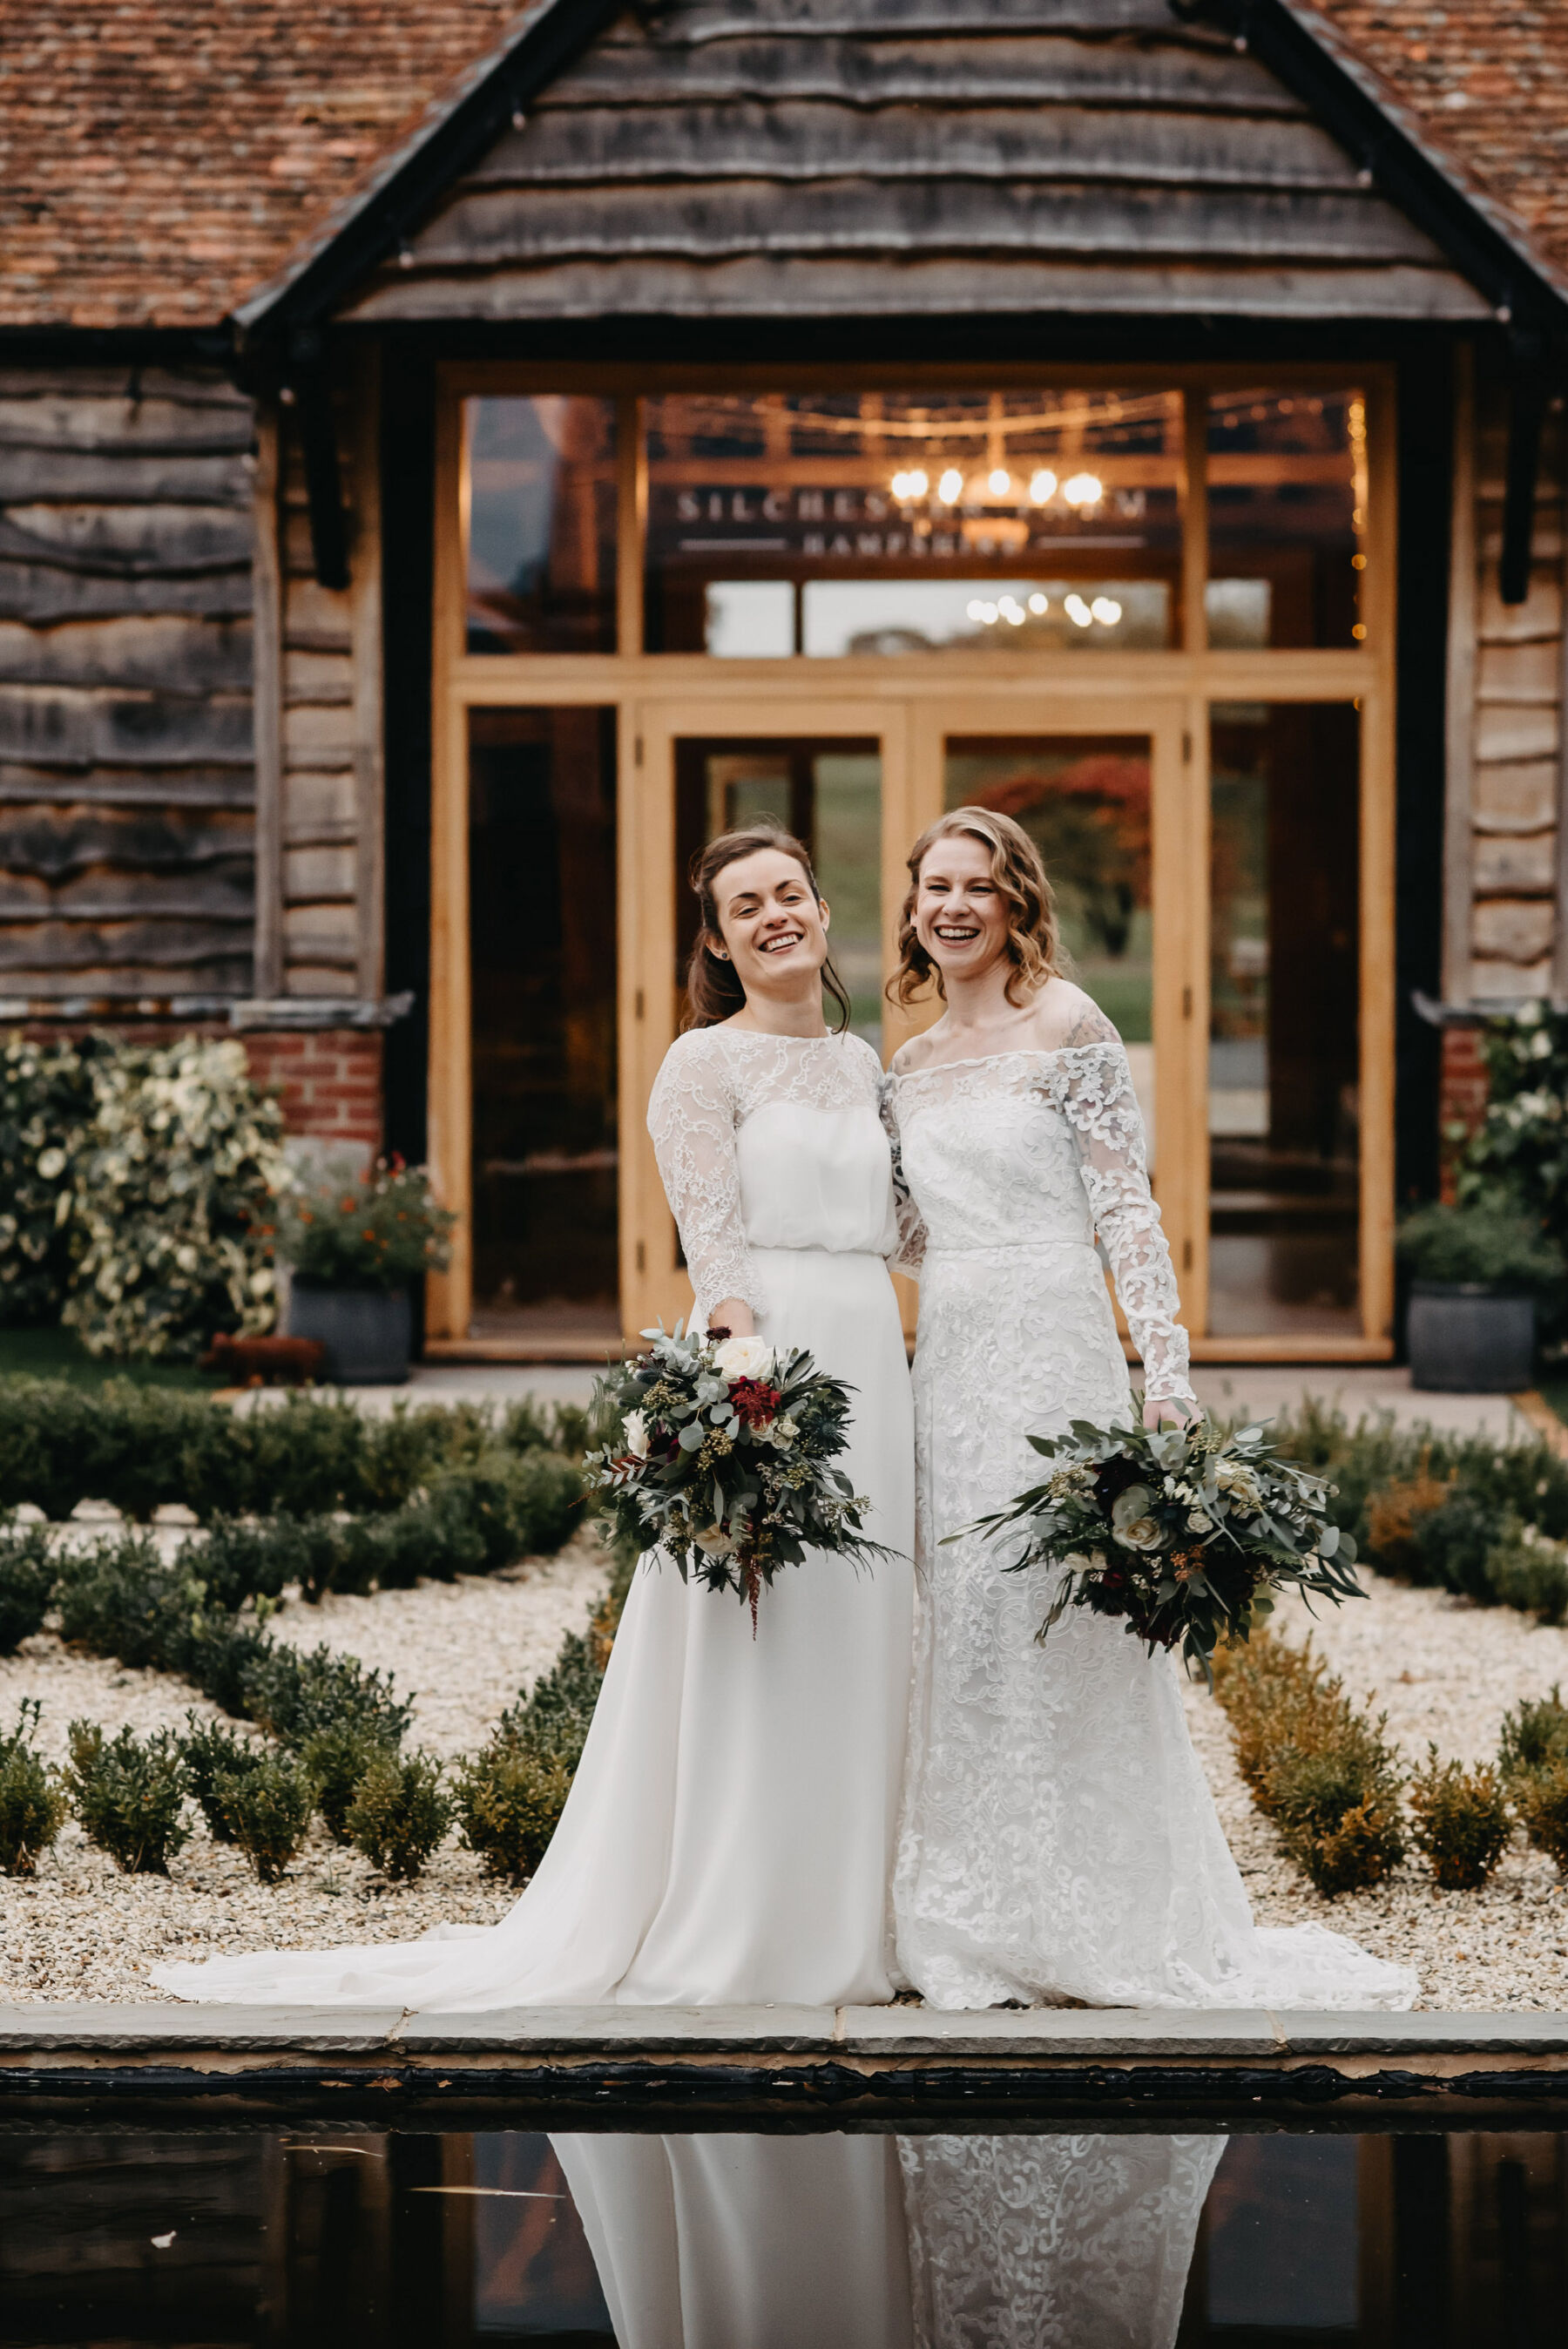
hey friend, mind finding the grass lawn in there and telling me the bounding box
[0,1325,221,1391]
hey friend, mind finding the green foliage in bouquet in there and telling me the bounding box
[587,1325,893,1626]
[0,1701,66,1876]
[277,1160,456,1293]
[962,1411,1363,1681]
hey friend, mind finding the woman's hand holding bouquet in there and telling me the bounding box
[587,1325,894,1631]
[958,1410,1362,1680]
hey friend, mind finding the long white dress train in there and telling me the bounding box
[152,1026,914,2009]
[885,1019,1416,2012]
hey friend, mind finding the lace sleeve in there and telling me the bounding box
[646,1033,766,1325]
[878,1073,928,1277]
[1042,1025,1196,1410]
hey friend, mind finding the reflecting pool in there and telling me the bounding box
[0,2122,1554,2343]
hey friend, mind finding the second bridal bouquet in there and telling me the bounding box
[587,1325,892,1628]
[961,1412,1362,1679]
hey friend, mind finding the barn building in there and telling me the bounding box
[3,0,1567,1361]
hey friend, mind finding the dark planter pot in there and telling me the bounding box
[284,1283,411,1385]
[1407,1282,1536,1393]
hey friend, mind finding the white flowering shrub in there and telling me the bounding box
[57,1038,290,1361]
[1457,998,1568,1247]
[0,1039,100,1323]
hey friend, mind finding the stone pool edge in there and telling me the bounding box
[5,2005,1568,2121]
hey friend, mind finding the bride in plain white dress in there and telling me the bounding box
[883,807,1415,2013]
[153,822,913,2010]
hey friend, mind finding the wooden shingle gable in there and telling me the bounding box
[331,0,1488,326]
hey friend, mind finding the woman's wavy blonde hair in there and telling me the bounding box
[889,806,1061,1008]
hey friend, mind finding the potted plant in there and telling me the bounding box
[1396,1200,1565,1392]
[276,1160,456,1384]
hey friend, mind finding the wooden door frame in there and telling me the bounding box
[425,364,1396,1360]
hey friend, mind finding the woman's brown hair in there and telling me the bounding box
[888,806,1061,1008]
[685,822,853,1032]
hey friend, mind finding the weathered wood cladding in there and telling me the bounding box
[0,366,255,1001]
[1451,369,1568,1002]
[267,355,383,1001]
[343,0,1487,326]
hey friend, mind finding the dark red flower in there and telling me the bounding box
[729,1377,781,1429]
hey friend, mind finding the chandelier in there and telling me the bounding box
[888,465,1106,514]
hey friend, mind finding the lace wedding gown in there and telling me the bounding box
[153,1026,913,2010]
[886,1000,1416,2012]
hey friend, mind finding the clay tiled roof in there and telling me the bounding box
[0,1,524,329]
[5,0,1568,333]
[1310,0,1568,301]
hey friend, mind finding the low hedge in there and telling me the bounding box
[0,1472,632,1890]
[1213,1633,1407,1896]
[0,1378,587,1525]
[1273,1400,1568,1621]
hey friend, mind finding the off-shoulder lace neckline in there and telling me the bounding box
[694,1026,863,1048]
[893,1041,1121,1083]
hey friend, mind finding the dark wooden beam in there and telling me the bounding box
[289,337,349,592]
[1501,334,1549,607]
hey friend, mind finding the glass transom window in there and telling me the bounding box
[645,390,1183,655]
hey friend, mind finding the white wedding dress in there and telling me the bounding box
[153,1025,914,2010]
[885,994,1416,2012]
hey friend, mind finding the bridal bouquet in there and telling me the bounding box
[586,1325,892,1629]
[960,1412,1362,1680]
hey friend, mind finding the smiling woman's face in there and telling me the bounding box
[914,829,1011,985]
[710,847,830,999]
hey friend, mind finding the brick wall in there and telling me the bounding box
[242,1030,383,1154]
[1438,1024,1489,1201]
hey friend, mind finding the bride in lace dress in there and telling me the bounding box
[884,808,1414,2012]
[154,824,912,2009]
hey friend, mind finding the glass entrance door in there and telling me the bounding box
[466,707,619,1347]
[619,690,1380,1357]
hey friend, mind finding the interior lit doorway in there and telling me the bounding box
[429,369,1395,1362]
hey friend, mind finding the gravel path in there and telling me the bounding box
[1181,1573,1568,2011]
[0,1530,611,2004]
[5,1534,1568,2009]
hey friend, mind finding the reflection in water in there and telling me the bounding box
[0,2122,1565,2342]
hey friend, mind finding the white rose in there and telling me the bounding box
[693,1522,735,1555]
[712,1333,776,1383]
[623,1409,650,1459]
[1111,1486,1166,1553]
